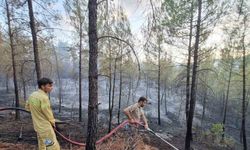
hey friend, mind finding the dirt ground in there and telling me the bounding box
[0,114,170,150]
[0,90,177,150]
[0,115,233,150]
[0,90,236,150]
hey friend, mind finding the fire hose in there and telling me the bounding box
[0,107,179,149]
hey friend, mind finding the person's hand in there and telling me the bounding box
[129,119,140,128]
[53,124,63,132]
[51,122,56,129]
[144,124,149,130]
[129,119,136,124]
[52,124,56,129]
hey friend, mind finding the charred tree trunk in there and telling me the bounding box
[186,0,194,123]
[53,49,63,113]
[20,63,27,101]
[160,89,165,104]
[164,83,168,115]
[6,74,9,93]
[22,80,26,101]
[117,49,123,124]
[79,14,83,122]
[185,0,202,149]
[108,40,112,132]
[127,75,132,106]
[201,86,207,128]
[5,0,20,120]
[27,0,41,80]
[241,15,247,150]
[86,0,98,149]
[222,60,233,140]
[109,58,117,132]
[146,74,149,98]
[157,38,161,125]
[221,93,225,117]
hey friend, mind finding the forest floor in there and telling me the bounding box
[0,90,236,150]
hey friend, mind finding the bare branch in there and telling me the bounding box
[197,68,218,77]
[97,0,106,5]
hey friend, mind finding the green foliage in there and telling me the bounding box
[210,123,223,136]
[64,0,88,37]
[122,56,138,78]
[97,3,133,81]
[162,0,192,28]
[202,127,235,148]
[0,42,11,75]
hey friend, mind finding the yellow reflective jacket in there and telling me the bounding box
[25,89,55,133]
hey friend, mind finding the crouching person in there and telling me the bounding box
[25,78,60,150]
[123,96,149,130]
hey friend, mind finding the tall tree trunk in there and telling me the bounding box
[23,80,26,101]
[117,49,123,124]
[157,39,161,125]
[241,15,247,150]
[185,0,202,149]
[160,90,165,104]
[148,77,151,98]
[21,70,26,101]
[201,86,207,128]
[109,59,117,132]
[53,49,62,113]
[186,0,194,123]
[6,73,9,93]
[178,89,184,119]
[146,74,149,98]
[79,15,83,122]
[107,0,113,131]
[131,77,135,102]
[21,61,26,100]
[27,0,41,80]
[86,0,98,149]
[222,61,233,140]
[127,76,132,106]
[5,0,20,120]
[164,82,168,115]
[221,92,225,117]
[108,39,112,132]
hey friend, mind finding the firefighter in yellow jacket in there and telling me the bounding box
[25,78,60,150]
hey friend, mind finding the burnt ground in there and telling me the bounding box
[0,115,173,150]
[0,89,236,150]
